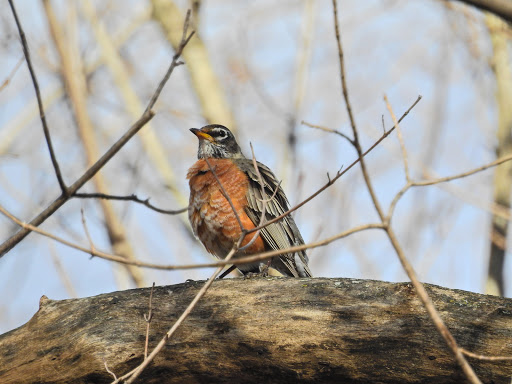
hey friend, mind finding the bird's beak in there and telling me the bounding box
[190,128,214,142]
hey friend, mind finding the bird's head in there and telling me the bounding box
[190,124,244,159]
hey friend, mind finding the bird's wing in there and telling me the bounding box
[237,159,312,277]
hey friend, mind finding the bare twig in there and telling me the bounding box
[0,9,194,258]
[387,153,512,221]
[74,192,187,215]
[8,0,67,193]
[415,153,512,186]
[386,183,411,224]
[301,120,354,145]
[48,242,78,298]
[246,95,422,235]
[331,0,385,221]
[144,282,156,360]
[422,168,511,221]
[80,208,96,257]
[104,359,118,381]
[144,10,195,114]
[0,56,24,92]
[384,94,410,181]
[460,348,512,361]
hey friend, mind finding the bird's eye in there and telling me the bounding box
[218,130,227,138]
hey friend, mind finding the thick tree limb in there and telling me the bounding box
[1,278,511,383]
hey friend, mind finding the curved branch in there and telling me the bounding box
[73,192,187,215]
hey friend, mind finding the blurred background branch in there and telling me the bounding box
[484,12,512,296]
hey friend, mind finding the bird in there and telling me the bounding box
[187,124,312,278]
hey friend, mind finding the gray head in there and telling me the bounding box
[190,124,244,159]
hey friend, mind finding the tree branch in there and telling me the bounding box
[73,193,187,215]
[1,278,511,383]
[0,10,195,258]
[8,0,67,193]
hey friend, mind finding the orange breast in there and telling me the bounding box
[187,159,265,259]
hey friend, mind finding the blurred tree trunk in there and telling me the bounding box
[1,278,511,383]
[484,13,512,296]
[43,0,145,288]
[79,0,191,233]
[151,0,236,131]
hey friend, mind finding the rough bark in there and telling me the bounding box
[0,278,511,384]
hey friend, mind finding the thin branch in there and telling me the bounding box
[0,200,383,271]
[0,10,194,258]
[0,203,150,266]
[386,183,411,224]
[422,168,511,221]
[460,348,512,361]
[8,0,67,193]
[301,120,354,145]
[384,94,410,181]
[104,360,118,381]
[0,56,24,92]
[331,0,385,221]
[144,10,195,114]
[414,153,512,186]
[144,282,155,360]
[48,242,78,298]
[80,208,96,257]
[246,95,422,235]
[74,192,187,215]
[387,153,512,221]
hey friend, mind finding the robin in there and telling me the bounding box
[187,124,312,278]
